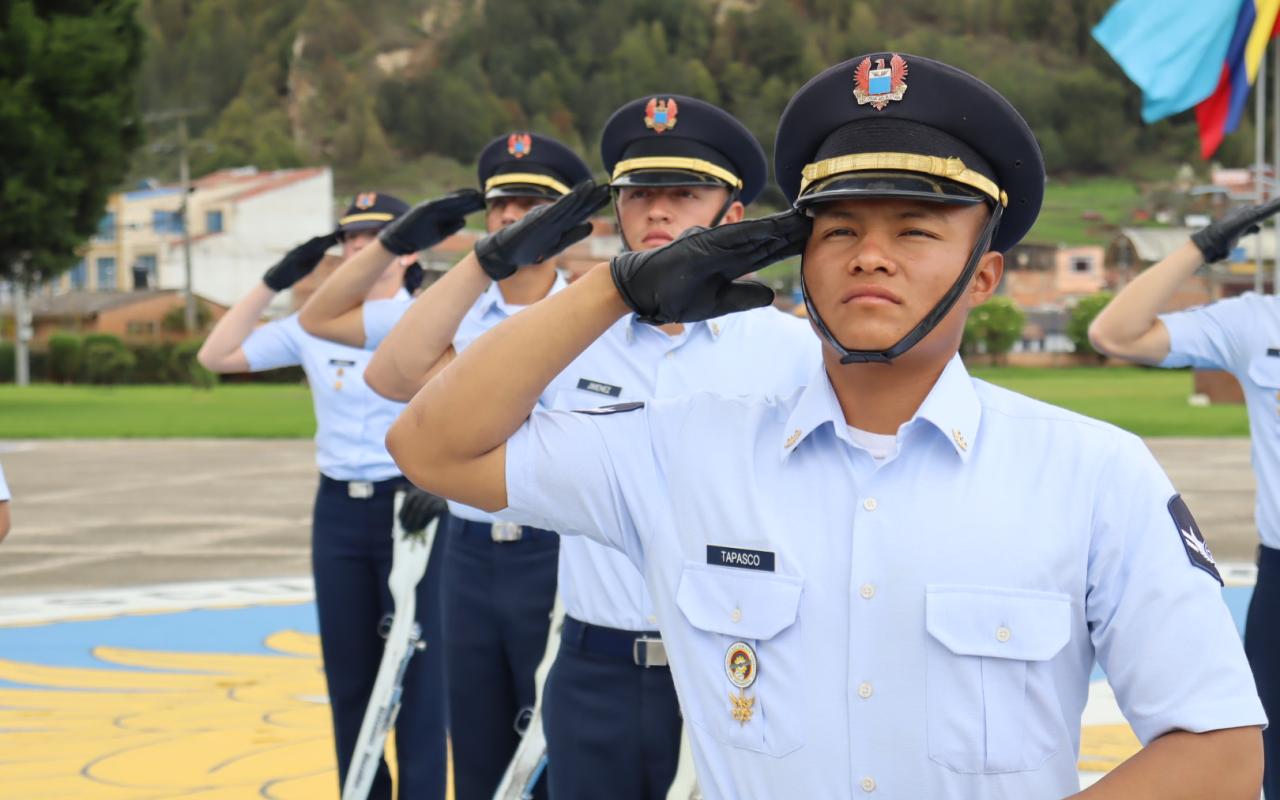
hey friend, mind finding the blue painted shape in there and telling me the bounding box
[0,603,319,689]
[869,73,891,95]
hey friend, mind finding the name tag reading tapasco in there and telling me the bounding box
[329,358,357,367]
[577,378,622,397]
[1268,348,1280,357]
[707,545,775,572]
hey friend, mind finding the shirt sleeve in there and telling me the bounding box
[1158,294,1256,371]
[502,402,660,565]
[362,297,410,351]
[241,316,303,372]
[1087,433,1266,743]
[0,462,10,502]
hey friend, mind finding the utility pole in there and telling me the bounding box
[1258,54,1269,294]
[143,108,204,332]
[12,260,30,387]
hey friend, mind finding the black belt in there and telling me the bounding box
[451,516,557,544]
[318,474,406,499]
[561,615,667,668]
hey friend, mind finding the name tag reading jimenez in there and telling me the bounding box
[577,378,623,397]
[707,545,775,572]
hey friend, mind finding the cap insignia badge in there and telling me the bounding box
[354,192,377,210]
[853,54,909,111]
[644,97,679,133]
[725,641,758,725]
[507,132,533,158]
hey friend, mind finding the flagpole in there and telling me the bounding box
[1257,51,1268,294]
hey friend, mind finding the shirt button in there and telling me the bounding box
[646,615,658,625]
[996,626,1012,643]
[857,681,873,699]
[861,777,876,792]
[731,607,742,623]
[862,498,878,512]
[665,351,674,360]
[859,583,876,600]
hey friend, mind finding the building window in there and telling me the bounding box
[126,321,156,336]
[206,210,224,233]
[69,260,87,290]
[1071,256,1094,273]
[96,213,116,241]
[96,257,116,291]
[132,254,157,290]
[153,209,184,234]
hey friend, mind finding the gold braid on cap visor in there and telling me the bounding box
[799,152,1008,207]
[484,173,571,196]
[611,157,743,190]
[338,212,396,225]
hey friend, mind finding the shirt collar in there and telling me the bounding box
[780,354,981,463]
[624,313,729,344]
[479,271,567,320]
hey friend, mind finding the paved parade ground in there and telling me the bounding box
[0,438,1263,798]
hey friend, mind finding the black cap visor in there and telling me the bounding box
[797,171,986,211]
[610,168,732,191]
[484,183,562,202]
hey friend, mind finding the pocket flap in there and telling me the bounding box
[1248,355,1280,389]
[926,585,1071,661]
[676,564,803,640]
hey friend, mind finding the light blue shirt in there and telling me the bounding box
[242,309,405,482]
[1161,292,1280,548]
[363,275,568,521]
[540,308,819,631]
[503,355,1264,799]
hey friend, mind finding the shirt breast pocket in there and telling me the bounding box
[925,585,1071,774]
[675,564,805,758]
[1247,355,1280,432]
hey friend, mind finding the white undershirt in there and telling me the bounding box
[847,425,899,462]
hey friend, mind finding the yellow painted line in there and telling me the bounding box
[265,630,321,657]
[92,645,316,675]
[1079,723,1141,773]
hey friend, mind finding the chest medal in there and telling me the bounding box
[725,641,758,725]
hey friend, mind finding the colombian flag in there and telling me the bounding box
[1196,0,1280,159]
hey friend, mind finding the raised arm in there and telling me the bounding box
[1071,726,1261,800]
[366,182,610,401]
[299,189,486,348]
[386,210,810,511]
[1090,198,1280,364]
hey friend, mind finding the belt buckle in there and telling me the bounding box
[490,522,523,542]
[348,481,375,499]
[633,637,667,668]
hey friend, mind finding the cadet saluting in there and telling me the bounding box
[198,193,447,800]
[1089,197,1280,799]
[387,54,1266,799]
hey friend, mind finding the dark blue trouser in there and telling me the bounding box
[441,512,559,800]
[313,477,447,800]
[544,617,683,800]
[1247,545,1280,800]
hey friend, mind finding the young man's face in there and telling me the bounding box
[616,185,744,250]
[341,229,378,259]
[803,197,1003,362]
[486,195,554,234]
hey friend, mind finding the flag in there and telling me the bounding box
[1093,0,1245,123]
[1196,0,1280,159]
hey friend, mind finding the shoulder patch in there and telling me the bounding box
[573,401,645,416]
[1168,494,1222,585]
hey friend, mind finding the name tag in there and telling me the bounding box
[329,358,357,367]
[1267,348,1280,358]
[577,378,622,397]
[707,545,775,572]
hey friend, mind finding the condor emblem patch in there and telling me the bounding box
[1168,494,1222,585]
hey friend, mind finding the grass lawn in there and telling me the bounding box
[0,367,1251,438]
[1026,177,1143,247]
[0,384,316,438]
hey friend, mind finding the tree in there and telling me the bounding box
[963,296,1026,361]
[1067,292,1114,361]
[0,1,144,282]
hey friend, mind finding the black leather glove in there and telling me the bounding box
[403,262,425,294]
[1191,196,1280,263]
[379,189,486,255]
[398,486,448,533]
[474,181,611,280]
[610,210,812,324]
[262,232,339,291]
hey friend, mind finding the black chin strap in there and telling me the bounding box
[802,203,1004,365]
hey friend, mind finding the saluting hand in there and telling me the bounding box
[1191,195,1280,263]
[379,189,487,256]
[474,181,612,280]
[262,231,341,291]
[610,210,812,324]
[398,486,448,533]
